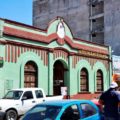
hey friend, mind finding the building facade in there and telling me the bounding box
[33,0,120,56]
[0,17,112,99]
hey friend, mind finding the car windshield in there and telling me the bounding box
[22,105,62,120]
[3,90,23,100]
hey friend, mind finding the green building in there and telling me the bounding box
[0,17,112,99]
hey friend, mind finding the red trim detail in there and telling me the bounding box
[4,26,57,43]
[0,40,7,45]
[41,50,43,60]
[24,47,26,52]
[11,45,13,62]
[53,50,68,61]
[13,46,15,63]
[74,56,76,68]
[15,46,17,63]
[5,45,7,61]
[4,26,108,55]
[18,46,20,57]
[57,38,65,45]
[73,56,75,68]
[21,47,23,54]
[64,36,108,54]
[44,51,46,66]
[8,45,10,62]
[46,52,48,66]
[44,51,45,65]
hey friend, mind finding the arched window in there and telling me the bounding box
[24,61,38,88]
[80,68,89,92]
[96,70,103,91]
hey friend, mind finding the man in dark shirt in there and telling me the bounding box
[99,81,120,120]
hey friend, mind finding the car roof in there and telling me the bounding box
[11,88,43,91]
[36,99,94,107]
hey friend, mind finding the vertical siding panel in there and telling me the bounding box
[35,49,37,54]
[64,52,66,60]
[74,56,76,68]
[54,52,55,60]
[65,53,67,61]
[55,52,57,59]
[8,45,10,62]
[44,51,46,66]
[72,56,74,68]
[60,51,62,57]
[46,52,48,66]
[53,52,55,60]
[27,47,29,51]
[11,45,13,62]
[41,50,43,60]
[66,54,68,61]
[61,51,63,59]
[36,49,38,54]
[18,46,20,57]
[40,50,41,60]
[57,51,59,58]
[77,56,79,64]
[15,46,17,63]
[43,51,45,65]
[5,45,8,62]
[55,52,56,60]
[63,52,65,59]
[38,50,40,57]
[13,46,15,63]
[56,51,58,58]
[73,56,75,68]
[24,47,26,52]
[74,56,77,67]
[21,47,23,54]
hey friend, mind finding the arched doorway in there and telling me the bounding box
[53,60,66,95]
[96,69,103,91]
[24,61,38,88]
[80,68,89,92]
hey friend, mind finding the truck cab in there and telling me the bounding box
[0,88,63,120]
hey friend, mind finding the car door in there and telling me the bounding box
[60,104,80,120]
[34,90,45,103]
[80,103,100,120]
[21,91,37,114]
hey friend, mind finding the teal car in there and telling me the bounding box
[22,100,101,120]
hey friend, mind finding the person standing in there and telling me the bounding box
[99,81,120,120]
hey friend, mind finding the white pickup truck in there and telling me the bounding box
[0,88,63,120]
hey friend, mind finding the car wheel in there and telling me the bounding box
[6,110,17,120]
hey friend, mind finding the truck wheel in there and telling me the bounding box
[6,110,17,120]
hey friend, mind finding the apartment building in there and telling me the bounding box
[33,0,120,55]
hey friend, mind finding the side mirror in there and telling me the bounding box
[21,96,27,101]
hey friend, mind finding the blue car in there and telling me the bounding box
[22,100,101,120]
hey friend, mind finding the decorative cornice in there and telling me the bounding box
[5,40,110,60]
[0,40,7,44]
[3,26,109,55]
[48,48,54,52]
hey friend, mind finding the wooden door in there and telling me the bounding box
[24,61,38,88]
[96,70,103,91]
[80,68,88,92]
[53,60,64,95]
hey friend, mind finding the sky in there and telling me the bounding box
[0,0,32,25]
